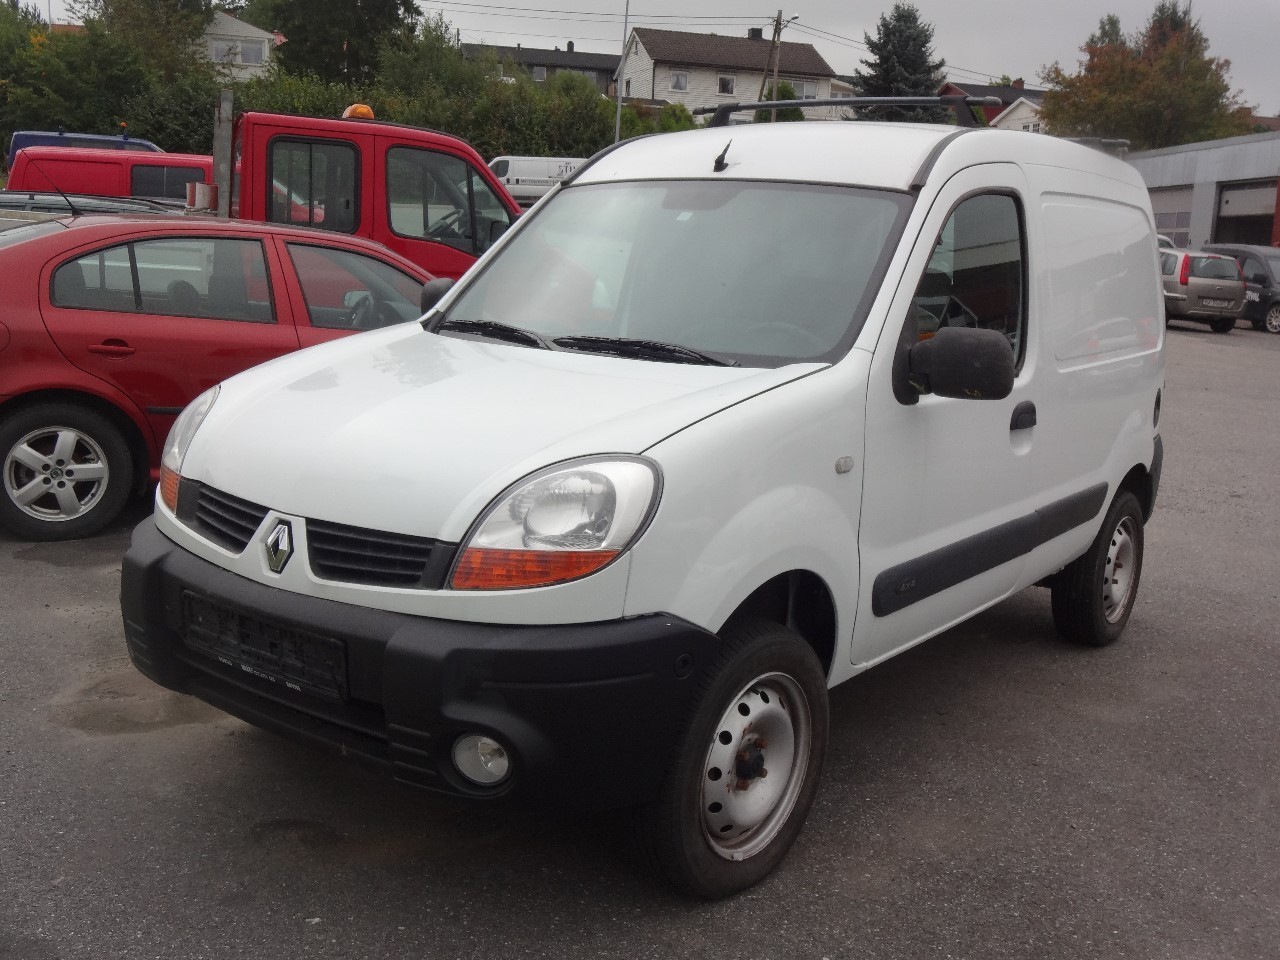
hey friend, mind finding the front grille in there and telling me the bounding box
[306,518,455,588]
[177,481,270,553]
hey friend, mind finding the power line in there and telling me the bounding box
[427,1,767,20]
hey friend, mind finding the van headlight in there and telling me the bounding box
[450,457,659,590]
[159,386,219,512]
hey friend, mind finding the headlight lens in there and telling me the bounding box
[158,386,219,512]
[451,457,659,590]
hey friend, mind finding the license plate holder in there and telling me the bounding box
[181,592,348,702]
[1202,298,1231,308]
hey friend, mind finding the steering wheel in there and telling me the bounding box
[348,294,376,330]
[426,208,465,239]
[742,320,829,354]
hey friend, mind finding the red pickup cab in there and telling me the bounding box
[231,111,522,280]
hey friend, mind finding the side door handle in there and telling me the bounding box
[1010,400,1037,431]
[87,339,135,358]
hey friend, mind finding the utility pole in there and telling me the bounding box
[756,11,782,102]
[614,0,631,143]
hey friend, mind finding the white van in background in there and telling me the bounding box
[488,155,584,206]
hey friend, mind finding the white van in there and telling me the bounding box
[122,112,1165,899]
[488,155,584,206]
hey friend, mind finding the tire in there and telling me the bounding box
[1208,316,1236,334]
[640,619,828,899]
[1051,490,1144,646]
[1266,303,1280,335]
[0,402,134,541]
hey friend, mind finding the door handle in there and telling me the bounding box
[1010,400,1037,431]
[88,340,135,358]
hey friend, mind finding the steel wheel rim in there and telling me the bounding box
[700,672,812,862]
[1102,515,1138,623]
[3,426,110,523]
[1266,305,1280,334]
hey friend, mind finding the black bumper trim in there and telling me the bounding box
[120,518,720,809]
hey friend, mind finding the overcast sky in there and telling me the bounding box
[44,0,1279,116]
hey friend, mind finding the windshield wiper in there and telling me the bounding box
[433,317,554,350]
[552,335,736,366]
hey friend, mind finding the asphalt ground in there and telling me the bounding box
[3,317,1278,959]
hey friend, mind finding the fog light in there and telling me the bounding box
[452,734,511,786]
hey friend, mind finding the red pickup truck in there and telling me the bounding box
[5,110,522,280]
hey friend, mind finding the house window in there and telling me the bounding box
[670,71,688,92]
[532,65,547,82]
[239,40,264,66]
[211,41,234,62]
[718,75,735,96]
[1021,120,1043,134]
[788,79,817,99]
[625,78,631,97]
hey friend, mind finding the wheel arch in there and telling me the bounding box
[718,570,838,681]
[1117,461,1155,522]
[0,389,154,494]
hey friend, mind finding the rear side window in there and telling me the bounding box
[269,138,358,233]
[490,159,509,178]
[1242,256,1266,282]
[286,242,423,330]
[52,237,274,323]
[131,164,206,200]
[909,192,1026,366]
[1191,257,1239,281]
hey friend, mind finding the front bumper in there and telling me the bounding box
[121,518,719,809]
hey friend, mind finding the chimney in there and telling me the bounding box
[748,27,764,40]
[1012,77,1024,89]
[567,40,574,52]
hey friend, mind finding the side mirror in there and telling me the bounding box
[420,277,455,314]
[904,327,1015,400]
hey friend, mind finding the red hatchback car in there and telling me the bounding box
[0,214,433,540]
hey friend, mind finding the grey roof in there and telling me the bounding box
[463,43,619,73]
[940,81,1046,107]
[631,27,835,78]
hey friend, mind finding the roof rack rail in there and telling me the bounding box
[693,96,1003,129]
[1062,137,1131,158]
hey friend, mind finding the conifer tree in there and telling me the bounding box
[853,3,947,123]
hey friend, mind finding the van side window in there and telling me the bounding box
[1242,256,1265,283]
[131,164,206,201]
[909,192,1026,365]
[269,139,358,233]
[387,146,511,255]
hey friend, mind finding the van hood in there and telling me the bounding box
[184,325,821,540]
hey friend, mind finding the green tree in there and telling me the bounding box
[245,0,418,83]
[1039,2,1251,148]
[754,81,805,122]
[71,0,213,81]
[853,3,947,122]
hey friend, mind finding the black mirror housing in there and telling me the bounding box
[420,277,455,314]
[907,327,1015,400]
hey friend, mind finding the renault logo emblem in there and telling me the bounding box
[264,520,293,573]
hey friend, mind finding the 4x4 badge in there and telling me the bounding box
[264,520,293,573]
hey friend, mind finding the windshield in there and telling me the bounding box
[441,179,911,366]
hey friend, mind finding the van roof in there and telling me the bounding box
[573,123,1144,194]
[12,146,210,165]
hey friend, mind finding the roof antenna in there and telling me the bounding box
[24,154,83,218]
[713,140,732,172]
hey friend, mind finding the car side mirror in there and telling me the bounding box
[420,277,455,314]
[904,327,1015,400]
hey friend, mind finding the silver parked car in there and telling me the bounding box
[1160,249,1245,333]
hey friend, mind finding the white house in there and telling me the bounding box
[204,11,277,81]
[619,27,837,122]
[991,97,1046,134]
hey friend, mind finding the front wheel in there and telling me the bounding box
[1051,491,1145,646]
[1265,303,1280,334]
[640,620,828,899]
[0,403,134,541]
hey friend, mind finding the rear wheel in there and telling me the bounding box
[0,403,134,541]
[1051,491,1145,646]
[1209,316,1236,333]
[1265,303,1280,334]
[640,620,828,899]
